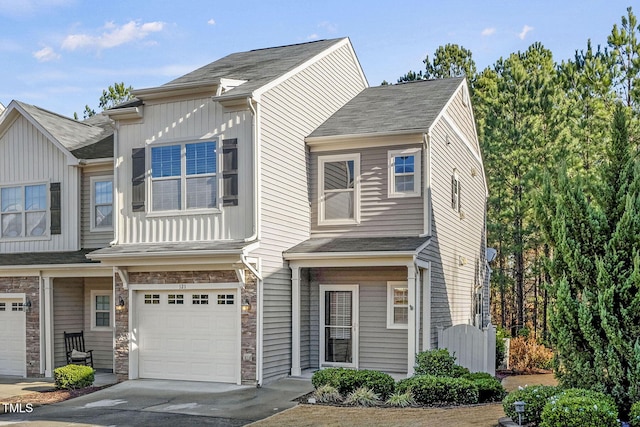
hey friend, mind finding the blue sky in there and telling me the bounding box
[0,0,635,118]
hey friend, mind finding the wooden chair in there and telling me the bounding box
[64,331,94,367]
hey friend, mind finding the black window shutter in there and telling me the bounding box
[222,138,238,206]
[50,182,61,235]
[132,148,146,212]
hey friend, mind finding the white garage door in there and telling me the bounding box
[0,299,26,376]
[136,290,239,383]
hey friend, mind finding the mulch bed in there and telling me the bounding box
[0,385,112,414]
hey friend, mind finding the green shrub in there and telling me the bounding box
[414,349,462,377]
[396,375,478,405]
[462,372,494,381]
[385,390,416,407]
[311,368,395,399]
[344,386,380,407]
[502,385,560,425]
[473,378,507,403]
[54,364,95,390]
[312,384,342,403]
[540,388,618,427]
[496,327,509,368]
[630,401,640,427]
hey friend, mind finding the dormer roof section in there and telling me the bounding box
[0,101,114,164]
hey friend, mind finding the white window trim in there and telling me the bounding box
[0,181,50,240]
[148,140,221,214]
[318,153,360,226]
[90,290,113,331]
[387,281,409,329]
[90,176,113,232]
[452,170,461,213]
[388,148,421,198]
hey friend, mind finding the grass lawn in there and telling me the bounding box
[250,403,505,427]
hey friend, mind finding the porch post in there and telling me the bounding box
[43,277,53,378]
[291,263,302,377]
[407,263,416,376]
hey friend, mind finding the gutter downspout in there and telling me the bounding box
[420,132,431,237]
[245,96,263,387]
[110,121,120,246]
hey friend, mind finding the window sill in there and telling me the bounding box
[388,191,421,199]
[90,326,113,332]
[386,323,409,330]
[145,208,222,218]
[89,226,114,233]
[318,219,359,227]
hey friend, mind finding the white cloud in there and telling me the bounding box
[518,25,534,40]
[207,18,216,25]
[318,21,337,33]
[33,46,61,62]
[307,33,319,40]
[481,28,496,37]
[61,20,166,51]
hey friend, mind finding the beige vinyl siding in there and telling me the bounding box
[447,87,480,155]
[309,267,408,373]
[115,98,254,243]
[80,169,114,249]
[53,279,84,368]
[0,116,80,253]
[423,114,487,348]
[310,144,424,237]
[256,42,367,381]
[83,278,113,370]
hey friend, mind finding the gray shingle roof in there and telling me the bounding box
[162,38,346,99]
[89,240,256,258]
[308,78,464,138]
[13,102,114,159]
[0,249,100,266]
[285,236,430,255]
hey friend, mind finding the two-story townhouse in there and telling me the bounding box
[88,38,368,385]
[284,78,489,376]
[0,102,115,377]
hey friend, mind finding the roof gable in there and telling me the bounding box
[0,101,114,162]
[308,78,464,139]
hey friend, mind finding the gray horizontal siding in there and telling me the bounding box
[53,279,84,368]
[309,267,408,373]
[81,170,113,249]
[83,278,113,370]
[311,144,424,237]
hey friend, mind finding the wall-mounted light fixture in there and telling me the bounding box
[241,298,251,313]
[116,296,125,311]
[24,298,32,312]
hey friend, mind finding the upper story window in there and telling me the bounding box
[91,177,113,231]
[451,170,461,212]
[388,148,421,198]
[1,183,47,238]
[150,141,217,212]
[319,153,360,225]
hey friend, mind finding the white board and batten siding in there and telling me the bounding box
[310,144,424,238]
[116,98,254,244]
[256,42,367,381]
[420,92,488,348]
[306,267,408,372]
[0,115,80,253]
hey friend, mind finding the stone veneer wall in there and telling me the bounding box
[0,277,41,377]
[114,269,258,385]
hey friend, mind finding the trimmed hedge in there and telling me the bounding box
[54,364,95,390]
[502,385,560,425]
[630,401,640,427]
[311,368,395,399]
[414,349,470,377]
[540,388,618,427]
[396,375,479,405]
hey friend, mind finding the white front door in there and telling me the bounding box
[320,285,358,368]
[135,290,239,383]
[0,299,26,376]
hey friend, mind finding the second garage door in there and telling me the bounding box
[136,290,239,383]
[0,299,26,376]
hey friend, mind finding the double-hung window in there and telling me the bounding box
[388,148,421,198]
[150,141,217,212]
[387,281,409,329]
[91,177,113,230]
[1,183,47,238]
[91,290,112,331]
[319,154,360,225]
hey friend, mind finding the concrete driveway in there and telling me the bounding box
[0,377,313,426]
